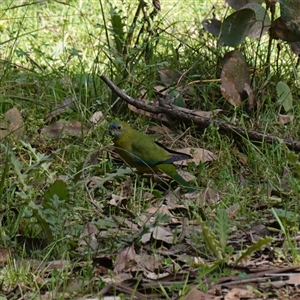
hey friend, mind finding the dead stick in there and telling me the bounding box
[100,75,300,151]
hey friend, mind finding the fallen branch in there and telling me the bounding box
[100,75,300,151]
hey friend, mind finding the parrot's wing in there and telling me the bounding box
[130,135,191,167]
[130,134,171,167]
[154,141,192,163]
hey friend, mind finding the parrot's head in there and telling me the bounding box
[109,121,130,140]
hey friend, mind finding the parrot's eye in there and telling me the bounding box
[117,125,122,130]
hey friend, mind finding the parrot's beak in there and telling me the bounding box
[109,123,116,137]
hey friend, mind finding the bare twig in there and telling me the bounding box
[100,75,300,151]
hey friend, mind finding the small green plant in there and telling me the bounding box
[1,142,71,246]
[100,0,160,78]
[193,208,273,265]
[0,258,36,291]
[271,208,300,263]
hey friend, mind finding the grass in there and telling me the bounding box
[0,0,300,298]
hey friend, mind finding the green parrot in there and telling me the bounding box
[109,120,195,192]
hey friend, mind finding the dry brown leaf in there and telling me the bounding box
[90,111,104,124]
[153,85,167,93]
[221,50,253,107]
[184,287,217,300]
[109,194,127,207]
[0,248,10,264]
[224,288,254,300]
[152,226,174,244]
[165,196,187,210]
[202,187,221,205]
[158,68,182,86]
[114,245,137,273]
[278,114,294,125]
[182,191,201,201]
[77,222,99,252]
[40,120,88,138]
[123,219,139,232]
[141,232,152,244]
[144,272,170,280]
[0,106,24,140]
[137,253,163,272]
[174,148,217,166]
[137,213,158,227]
[147,205,173,217]
[177,170,196,182]
[147,205,179,224]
